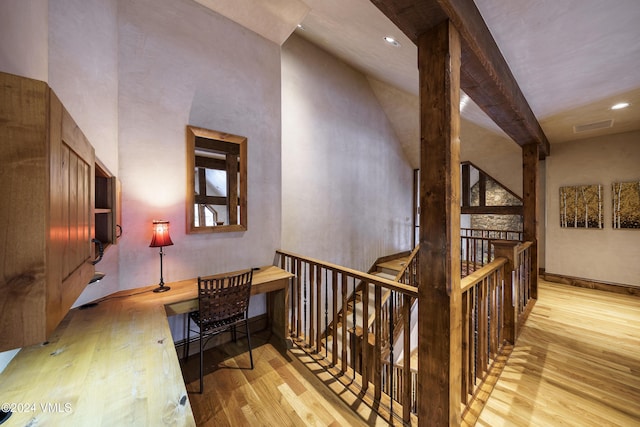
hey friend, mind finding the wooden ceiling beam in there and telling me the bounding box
[370,0,550,158]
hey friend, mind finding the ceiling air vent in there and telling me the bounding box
[573,119,614,133]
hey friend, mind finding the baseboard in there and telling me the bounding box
[175,313,269,358]
[541,270,640,297]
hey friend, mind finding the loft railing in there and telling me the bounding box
[460,228,522,276]
[460,240,534,424]
[276,250,418,425]
[381,360,418,414]
[276,238,534,425]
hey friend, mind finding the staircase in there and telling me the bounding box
[321,251,413,371]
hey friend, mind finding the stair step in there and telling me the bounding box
[375,257,409,277]
[373,271,396,280]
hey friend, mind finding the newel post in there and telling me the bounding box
[492,240,519,344]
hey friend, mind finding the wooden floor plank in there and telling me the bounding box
[181,331,392,426]
[182,280,639,426]
[476,280,640,426]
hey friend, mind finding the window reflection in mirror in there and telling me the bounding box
[186,126,247,233]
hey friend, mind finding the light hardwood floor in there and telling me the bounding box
[476,280,640,426]
[182,280,640,426]
[181,331,394,426]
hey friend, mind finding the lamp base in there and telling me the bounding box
[153,285,171,293]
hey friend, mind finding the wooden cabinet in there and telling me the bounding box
[0,71,95,351]
[95,159,119,254]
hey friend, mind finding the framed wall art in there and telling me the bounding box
[612,181,640,229]
[559,184,603,229]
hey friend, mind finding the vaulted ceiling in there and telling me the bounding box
[196,0,640,169]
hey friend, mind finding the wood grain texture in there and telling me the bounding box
[369,0,550,157]
[522,143,539,299]
[417,20,462,426]
[183,330,395,426]
[0,72,95,350]
[542,271,640,296]
[476,280,640,426]
[0,266,291,426]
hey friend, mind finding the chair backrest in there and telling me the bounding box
[197,269,253,330]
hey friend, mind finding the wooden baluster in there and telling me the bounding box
[332,270,338,365]
[479,278,488,375]
[352,276,357,375]
[341,273,348,373]
[315,265,322,353]
[308,264,315,349]
[296,261,301,342]
[361,282,369,390]
[325,269,329,358]
[402,293,411,423]
[303,262,308,346]
[388,289,394,413]
[461,289,470,403]
[374,283,382,402]
[490,272,498,359]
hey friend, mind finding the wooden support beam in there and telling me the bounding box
[478,172,487,207]
[417,20,462,426]
[522,143,539,299]
[461,205,523,215]
[369,0,550,157]
[461,163,470,207]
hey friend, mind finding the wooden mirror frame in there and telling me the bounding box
[186,125,247,233]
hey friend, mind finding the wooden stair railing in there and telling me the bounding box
[321,250,412,355]
[370,246,420,362]
[276,250,418,426]
[275,236,535,424]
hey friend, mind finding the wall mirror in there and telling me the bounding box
[186,125,247,233]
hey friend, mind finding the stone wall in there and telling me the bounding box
[470,177,523,232]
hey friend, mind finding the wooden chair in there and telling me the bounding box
[185,268,254,393]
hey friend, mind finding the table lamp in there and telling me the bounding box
[149,220,174,293]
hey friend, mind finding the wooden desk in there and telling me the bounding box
[164,265,294,341]
[0,265,293,426]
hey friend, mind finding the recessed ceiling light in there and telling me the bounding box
[611,102,629,110]
[384,36,400,47]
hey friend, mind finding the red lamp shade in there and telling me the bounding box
[149,220,174,248]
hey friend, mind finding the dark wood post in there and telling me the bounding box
[522,143,539,299]
[492,240,519,344]
[417,20,462,426]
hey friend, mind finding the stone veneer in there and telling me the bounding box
[470,177,523,232]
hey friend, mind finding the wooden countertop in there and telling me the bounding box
[0,265,293,426]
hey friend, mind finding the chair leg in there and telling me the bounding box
[245,319,254,369]
[198,327,204,394]
[184,314,190,360]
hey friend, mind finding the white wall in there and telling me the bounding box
[49,0,119,172]
[47,0,121,307]
[281,35,413,271]
[0,0,119,369]
[545,130,640,286]
[117,0,282,318]
[0,0,48,82]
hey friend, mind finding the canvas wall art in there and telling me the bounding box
[559,184,603,229]
[612,181,640,229]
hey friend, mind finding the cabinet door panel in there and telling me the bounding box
[47,98,95,336]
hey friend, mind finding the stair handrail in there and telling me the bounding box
[367,245,420,331]
[276,249,418,296]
